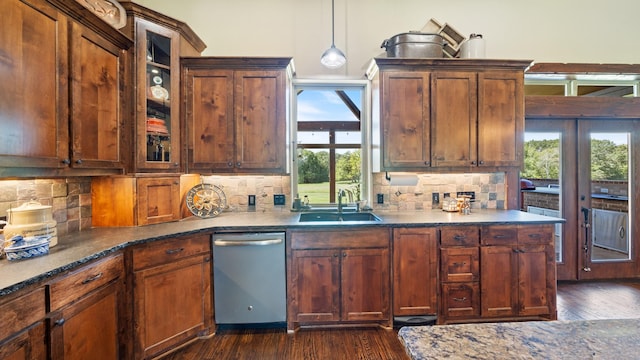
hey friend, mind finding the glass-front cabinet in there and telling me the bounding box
[135,20,180,171]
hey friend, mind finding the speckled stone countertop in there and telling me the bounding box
[0,209,563,296]
[398,319,640,359]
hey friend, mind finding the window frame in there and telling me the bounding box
[290,79,372,206]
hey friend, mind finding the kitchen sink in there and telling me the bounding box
[298,212,382,223]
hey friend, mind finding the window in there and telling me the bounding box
[291,80,371,206]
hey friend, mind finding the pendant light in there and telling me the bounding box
[320,0,346,69]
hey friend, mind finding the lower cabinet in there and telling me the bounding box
[392,227,437,317]
[48,253,125,360]
[287,228,391,330]
[0,287,46,360]
[130,233,213,359]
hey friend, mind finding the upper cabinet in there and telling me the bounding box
[374,58,531,172]
[182,57,293,174]
[0,0,131,177]
[120,2,206,173]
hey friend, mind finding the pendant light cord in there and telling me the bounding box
[331,0,336,46]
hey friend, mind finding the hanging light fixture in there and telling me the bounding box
[320,0,346,69]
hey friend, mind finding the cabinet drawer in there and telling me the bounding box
[442,282,480,318]
[49,253,123,312]
[0,287,46,342]
[518,224,553,245]
[441,247,479,282]
[440,226,479,247]
[481,225,518,245]
[132,233,211,270]
[290,228,389,249]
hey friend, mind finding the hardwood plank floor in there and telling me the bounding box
[163,281,640,360]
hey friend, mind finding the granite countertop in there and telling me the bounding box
[398,318,640,359]
[0,209,563,296]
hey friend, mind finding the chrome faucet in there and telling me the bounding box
[337,189,346,214]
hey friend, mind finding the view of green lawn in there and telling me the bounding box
[298,181,358,204]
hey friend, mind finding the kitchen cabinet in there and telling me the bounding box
[480,224,557,319]
[392,227,437,317]
[48,253,125,360]
[120,2,206,173]
[182,57,293,174]
[375,58,530,172]
[439,226,480,322]
[91,174,183,226]
[130,233,213,359]
[0,287,46,360]
[0,0,131,176]
[287,228,391,330]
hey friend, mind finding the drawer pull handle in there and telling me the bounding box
[453,262,466,266]
[82,272,103,285]
[55,318,66,326]
[453,235,467,241]
[493,234,507,239]
[166,248,184,255]
[453,297,467,302]
[528,233,541,239]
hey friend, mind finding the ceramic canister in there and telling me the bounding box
[5,201,58,247]
[459,34,486,58]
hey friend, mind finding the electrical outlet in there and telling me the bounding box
[274,194,286,206]
[432,192,439,205]
[377,194,384,204]
[248,195,256,206]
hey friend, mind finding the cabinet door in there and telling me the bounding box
[381,72,431,169]
[136,177,181,225]
[431,71,477,167]
[480,245,518,317]
[0,323,46,360]
[50,282,121,360]
[69,22,125,169]
[393,228,437,316]
[441,247,479,283]
[441,282,480,319]
[133,254,212,359]
[0,0,69,169]
[184,69,235,172]
[477,71,523,167]
[518,243,556,316]
[135,19,181,171]
[342,248,390,322]
[289,249,340,323]
[234,70,286,172]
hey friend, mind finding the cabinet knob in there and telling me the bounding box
[342,252,347,257]
[61,159,71,165]
[478,160,484,165]
[425,161,430,166]
[471,161,476,165]
[54,318,66,326]
[227,161,233,167]
[236,162,241,167]
[75,159,83,165]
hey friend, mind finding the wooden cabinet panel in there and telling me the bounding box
[0,0,68,169]
[480,245,518,317]
[477,71,523,167]
[392,227,437,316]
[0,322,46,360]
[441,283,480,319]
[381,72,431,169]
[182,57,291,174]
[342,248,390,321]
[0,287,46,360]
[440,226,479,247]
[69,22,125,169]
[48,254,125,360]
[289,249,340,323]
[136,177,181,225]
[431,71,477,167]
[441,247,479,283]
[518,244,555,316]
[131,233,213,359]
[287,228,391,329]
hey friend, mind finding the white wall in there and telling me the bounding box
[133,0,640,77]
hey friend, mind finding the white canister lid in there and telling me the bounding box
[6,201,54,225]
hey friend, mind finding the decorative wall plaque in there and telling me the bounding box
[76,0,127,29]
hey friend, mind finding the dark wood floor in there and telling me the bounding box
[163,280,640,360]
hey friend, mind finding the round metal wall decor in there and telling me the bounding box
[185,183,227,218]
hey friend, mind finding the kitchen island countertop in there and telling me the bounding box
[0,209,563,296]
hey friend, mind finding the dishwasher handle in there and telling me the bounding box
[214,238,283,247]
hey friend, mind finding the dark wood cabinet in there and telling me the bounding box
[130,233,213,359]
[120,2,206,173]
[480,225,557,319]
[439,226,481,322]
[0,287,46,360]
[48,253,125,360]
[375,58,529,172]
[392,227,437,316]
[287,228,391,330]
[0,0,131,176]
[182,57,293,174]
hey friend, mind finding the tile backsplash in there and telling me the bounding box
[0,172,506,236]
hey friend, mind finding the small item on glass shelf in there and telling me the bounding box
[149,84,169,101]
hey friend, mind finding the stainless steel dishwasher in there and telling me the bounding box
[212,232,286,326]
